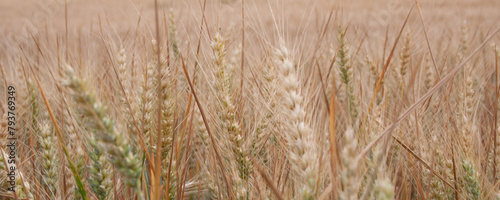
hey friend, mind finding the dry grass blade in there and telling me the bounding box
[28,66,88,200]
[180,56,234,199]
[414,0,440,80]
[393,136,457,192]
[493,45,499,184]
[328,60,338,199]
[250,156,285,200]
[367,4,415,114]
[354,25,500,167]
[485,178,500,199]
[152,0,163,199]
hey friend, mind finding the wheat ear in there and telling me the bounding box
[64,65,143,194]
[275,38,317,199]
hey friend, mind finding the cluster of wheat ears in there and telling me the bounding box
[1,0,500,199]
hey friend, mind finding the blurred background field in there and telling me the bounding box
[1,0,500,47]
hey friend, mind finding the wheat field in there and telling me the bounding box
[1,0,500,199]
